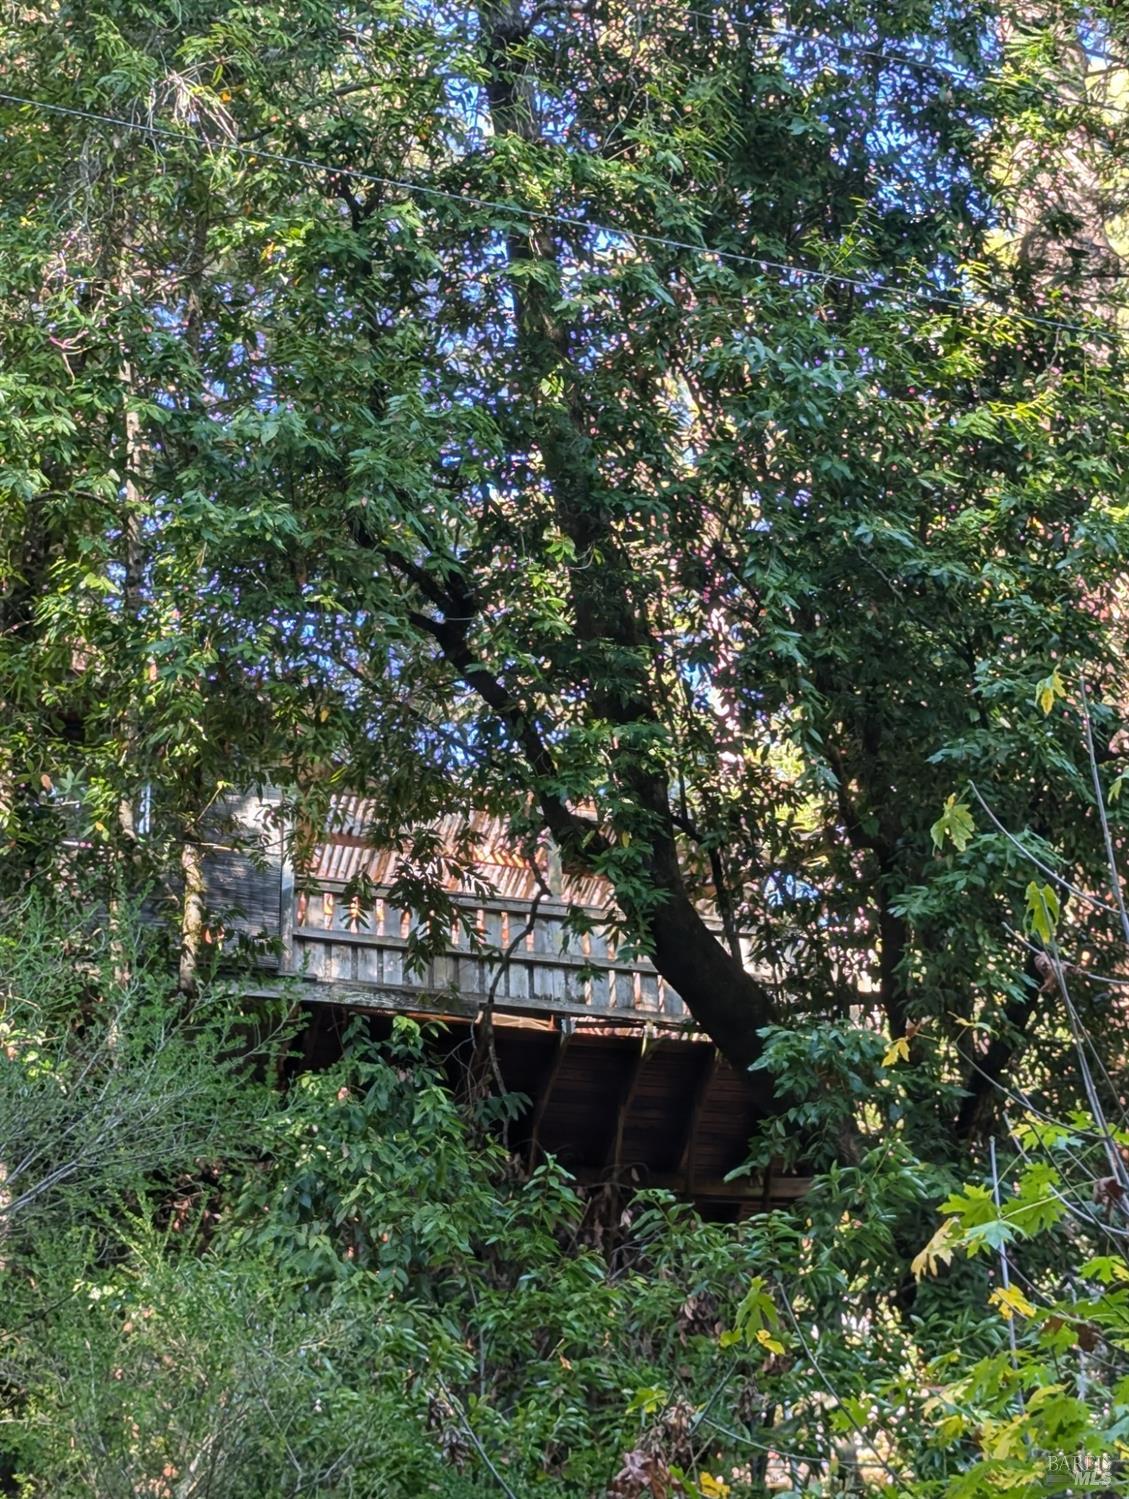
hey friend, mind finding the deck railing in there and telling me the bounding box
[203,793,758,1025]
[283,878,693,1022]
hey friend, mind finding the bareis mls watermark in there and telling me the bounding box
[1041,1450,1117,1481]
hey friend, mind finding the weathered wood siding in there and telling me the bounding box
[202,788,285,947]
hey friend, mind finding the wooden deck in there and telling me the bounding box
[206,790,731,1028]
[204,793,807,1214]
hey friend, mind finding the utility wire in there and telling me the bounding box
[694,1413,857,1475]
[0,88,1116,339]
[962,1053,1116,1145]
[775,1283,909,1488]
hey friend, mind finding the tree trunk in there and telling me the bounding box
[178,834,206,998]
[375,1,785,1090]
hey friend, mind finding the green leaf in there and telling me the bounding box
[940,1184,997,1234]
[931,795,976,853]
[626,1386,667,1417]
[1008,1163,1066,1235]
[729,1276,783,1350]
[964,1218,1018,1253]
[1025,881,1060,944]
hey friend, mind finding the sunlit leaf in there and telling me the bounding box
[1025,881,1060,943]
[931,794,976,853]
[989,1285,1037,1321]
[698,1475,731,1498]
[912,1219,959,1281]
[1035,667,1066,715]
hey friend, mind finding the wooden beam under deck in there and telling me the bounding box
[281,997,809,1217]
[526,1023,573,1167]
[676,1048,722,1197]
[609,1035,659,1173]
[250,977,700,1031]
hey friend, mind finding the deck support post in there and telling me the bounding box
[609,1033,657,1175]
[526,1020,573,1166]
[676,1049,720,1197]
[278,831,295,976]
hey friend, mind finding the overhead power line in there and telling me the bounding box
[0,87,1118,339]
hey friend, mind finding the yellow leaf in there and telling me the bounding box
[699,1476,731,1498]
[755,1328,785,1355]
[911,1219,958,1281]
[1026,1383,1065,1412]
[951,1014,992,1034]
[882,1035,911,1068]
[989,1285,1036,1321]
[980,1414,1027,1461]
[1035,667,1066,716]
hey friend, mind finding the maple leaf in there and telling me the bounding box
[882,1035,911,1068]
[1025,881,1060,943]
[1035,667,1066,716]
[911,1219,958,1281]
[989,1285,1037,1321]
[931,794,976,852]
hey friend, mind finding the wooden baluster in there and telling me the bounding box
[484,907,505,998]
[588,927,609,1011]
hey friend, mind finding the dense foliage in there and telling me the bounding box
[5,0,1129,1074]
[4,0,1129,1492]
[3,903,1129,1495]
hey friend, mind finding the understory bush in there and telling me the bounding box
[3,900,1128,1497]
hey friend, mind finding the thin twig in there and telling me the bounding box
[989,1137,1019,1369]
[1003,926,1129,989]
[432,1375,521,1499]
[1078,680,1129,949]
[969,783,1117,916]
[1003,926,1129,1133]
[1051,959,1129,1204]
[1002,1113,1129,1247]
